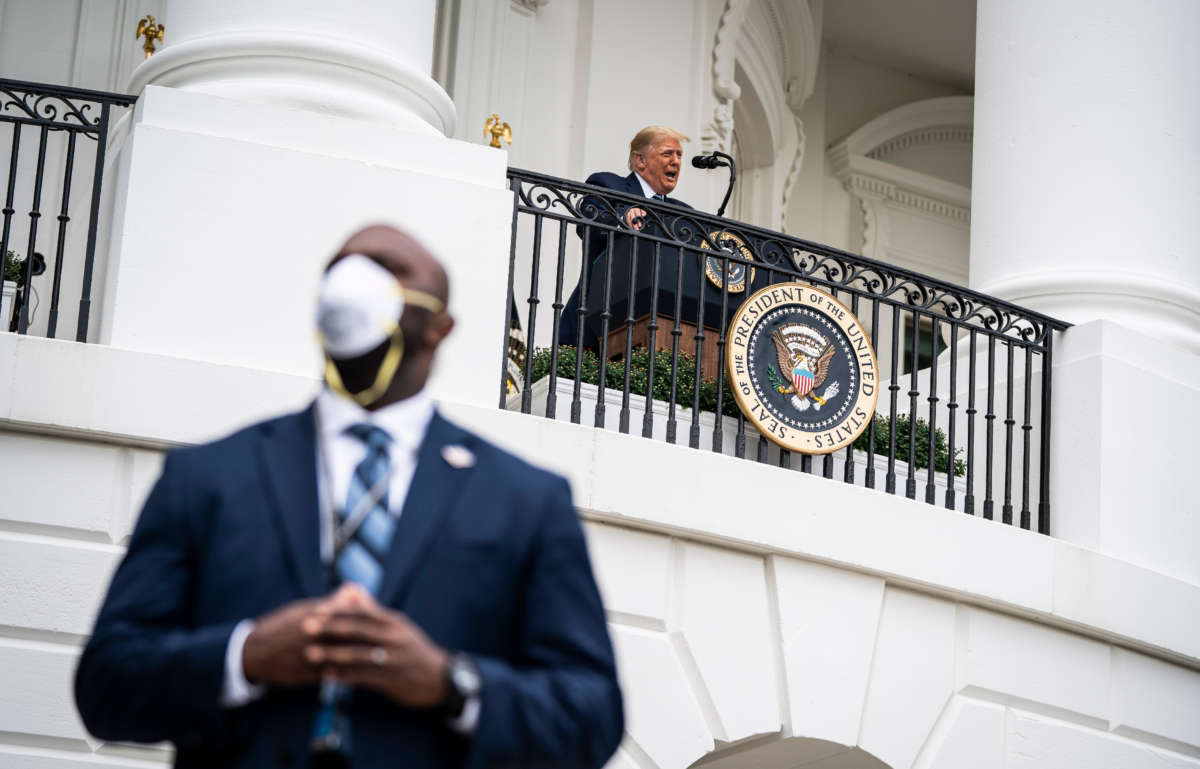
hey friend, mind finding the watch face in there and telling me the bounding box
[452,657,481,694]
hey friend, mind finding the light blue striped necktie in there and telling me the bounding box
[336,422,395,596]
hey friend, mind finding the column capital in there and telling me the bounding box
[128,1,454,136]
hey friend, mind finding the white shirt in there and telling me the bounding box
[313,387,434,564]
[633,172,663,199]
[221,388,479,731]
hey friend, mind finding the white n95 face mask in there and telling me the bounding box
[317,254,404,359]
[315,253,444,406]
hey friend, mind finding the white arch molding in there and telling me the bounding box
[828,96,973,285]
[704,0,819,229]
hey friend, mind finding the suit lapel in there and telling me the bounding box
[255,406,325,597]
[377,412,474,606]
[624,172,643,197]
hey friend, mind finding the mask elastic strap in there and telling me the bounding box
[322,325,406,407]
[401,288,444,314]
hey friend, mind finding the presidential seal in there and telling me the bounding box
[727,283,879,454]
[700,230,755,293]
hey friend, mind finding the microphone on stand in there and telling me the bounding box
[689,152,737,218]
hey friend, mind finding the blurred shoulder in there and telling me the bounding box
[161,408,309,476]
[438,414,568,497]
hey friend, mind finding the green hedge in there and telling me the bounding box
[527,345,964,476]
[851,413,965,477]
[4,251,22,283]
[528,345,741,417]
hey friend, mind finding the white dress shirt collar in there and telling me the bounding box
[315,386,435,455]
[633,172,661,199]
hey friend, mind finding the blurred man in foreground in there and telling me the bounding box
[75,225,623,768]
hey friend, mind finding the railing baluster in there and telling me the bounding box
[667,241,685,444]
[1002,340,1016,525]
[965,328,978,515]
[712,252,733,454]
[842,294,860,484]
[1021,343,1034,529]
[619,231,639,434]
[76,101,111,341]
[571,223,592,424]
[906,310,920,499]
[887,305,900,494]
[865,297,880,489]
[984,335,997,520]
[642,242,662,438]
[47,130,78,338]
[689,248,706,450]
[520,214,544,415]
[594,231,617,429]
[945,322,959,510]
[545,219,567,419]
[925,316,939,504]
[757,266,776,464]
[1038,335,1054,534]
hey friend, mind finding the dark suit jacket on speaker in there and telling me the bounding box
[559,172,693,351]
[74,406,623,769]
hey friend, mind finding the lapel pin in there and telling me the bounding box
[442,445,476,469]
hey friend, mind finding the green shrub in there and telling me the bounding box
[852,413,966,476]
[3,251,23,283]
[528,345,741,417]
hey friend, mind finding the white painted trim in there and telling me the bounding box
[834,96,974,157]
[979,269,1200,318]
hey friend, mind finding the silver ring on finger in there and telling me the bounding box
[370,646,388,666]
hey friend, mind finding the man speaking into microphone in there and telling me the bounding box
[74,225,623,769]
[558,126,694,350]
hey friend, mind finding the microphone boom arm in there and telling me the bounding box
[711,151,736,218]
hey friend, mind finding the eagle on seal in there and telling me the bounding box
[772,325,838,410]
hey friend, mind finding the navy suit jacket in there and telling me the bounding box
[75,406,623,769]
[559,172,693,349]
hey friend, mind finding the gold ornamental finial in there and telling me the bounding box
[484,113,512,149]
[136,15,165,59]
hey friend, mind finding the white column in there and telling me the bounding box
[128,0,454,136]
[971,0,1200,584]
[970,0,1200,353]
[97,0,512,412]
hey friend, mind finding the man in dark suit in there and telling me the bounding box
[559,126,693,351]
[75,225,623,769]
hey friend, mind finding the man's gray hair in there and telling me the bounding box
[627,126,691,171]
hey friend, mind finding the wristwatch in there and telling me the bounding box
[440,653,482,719]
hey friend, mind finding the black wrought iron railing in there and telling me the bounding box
[0,78,136,341]
[501,167,1071,533]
